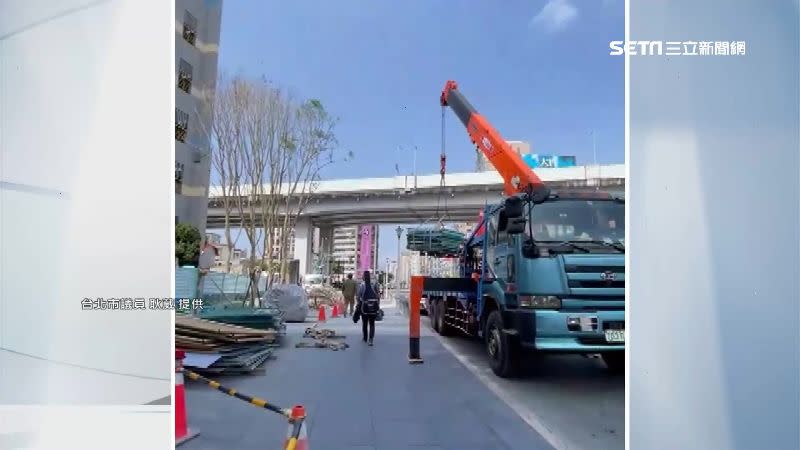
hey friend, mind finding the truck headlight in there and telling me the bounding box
[518,295,561,309]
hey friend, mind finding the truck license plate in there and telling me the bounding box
[604,329,625,343]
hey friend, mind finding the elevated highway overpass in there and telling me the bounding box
[205,164,625,274]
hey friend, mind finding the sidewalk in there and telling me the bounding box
[181,305,554,450]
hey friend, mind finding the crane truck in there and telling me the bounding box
[419,80,625,377]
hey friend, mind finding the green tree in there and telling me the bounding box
[176,223,201,266]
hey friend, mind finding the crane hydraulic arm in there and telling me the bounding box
[440,80,550,202]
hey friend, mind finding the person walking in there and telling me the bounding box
[341,273,358,317]
[357,270,381,346]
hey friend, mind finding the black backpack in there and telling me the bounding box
[361,283,380,316]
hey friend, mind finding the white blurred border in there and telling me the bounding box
[170,0,177,446]
[0,406,170,449]
[623,1,630,450]
[628,1,800,449]
[1,0,175,447]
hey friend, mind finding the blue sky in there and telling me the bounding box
[212,0,624,263]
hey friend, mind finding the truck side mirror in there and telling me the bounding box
[504,196,524,218]
[506,217,526,234]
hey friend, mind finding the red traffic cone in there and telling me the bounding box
[317,305,326,322]
[331,303,339,318]
[284,405,309,450]
[175,350,199,445]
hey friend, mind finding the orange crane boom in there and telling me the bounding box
[440,80,550,202]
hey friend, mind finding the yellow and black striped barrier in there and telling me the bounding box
[184,369,290,417]
[184,370,309,449]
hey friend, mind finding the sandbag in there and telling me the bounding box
[265,284,309,322]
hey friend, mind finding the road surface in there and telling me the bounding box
[395,291,625,450]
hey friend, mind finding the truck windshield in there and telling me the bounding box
[526,199,624,243]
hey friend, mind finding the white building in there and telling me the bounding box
[175,0,223,237]
[328,225,379,279]
[269,227,296,261]
[332,226,358,275]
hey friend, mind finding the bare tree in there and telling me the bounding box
[202,74,246,274]
[255,85,293,289]
[275,99,344,282]
[203,74,348,303]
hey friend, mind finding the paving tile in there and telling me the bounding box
[180,309,552,450]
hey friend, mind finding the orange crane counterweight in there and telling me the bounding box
[440,80,550,202]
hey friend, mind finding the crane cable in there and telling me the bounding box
[438,105,451,224]
[441,106,449,221]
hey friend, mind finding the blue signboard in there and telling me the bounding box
[522,154,576,168]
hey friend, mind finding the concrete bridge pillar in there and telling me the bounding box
[317,225,334,277]
[319,226,334,257]
[294,216,314,276]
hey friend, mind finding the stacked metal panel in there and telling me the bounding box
[406,227,465,256]
[176,316,279,375]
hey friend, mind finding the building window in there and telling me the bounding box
[175,108,189,142]
[182,11,197,46]
[175,162,185,182]
[175,162,184,194]
[178,59,193,93]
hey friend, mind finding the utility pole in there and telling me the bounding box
[413,146,418,188]
[384,257,389,291]
[395,226,403,294]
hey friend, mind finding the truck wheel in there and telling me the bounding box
[438,299,452,336]
[602,352,624,374]
[485,310,517,378]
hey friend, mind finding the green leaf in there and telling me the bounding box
[175,223,202,266]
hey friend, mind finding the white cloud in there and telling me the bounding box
[530,0,579,33]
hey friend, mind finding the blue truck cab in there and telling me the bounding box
[425,190,625,377]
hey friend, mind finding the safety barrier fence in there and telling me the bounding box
[183,369,308,449]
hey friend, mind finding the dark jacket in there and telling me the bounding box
[341,279,358,299]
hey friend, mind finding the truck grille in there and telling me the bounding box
[564,264,624,296]
[564,264,625,274]
[568,279,625,289]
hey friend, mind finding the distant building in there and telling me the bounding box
[268,227,296,261]
[330,225,379,280]
[476,140,532,172]
[205,232,247,273]
[357,225,379,278]
[175,0,223,236]
[397,250,417,288]
[332,227,358,276]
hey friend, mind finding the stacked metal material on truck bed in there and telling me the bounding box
[176,316,279,375]
[406,227,465,256]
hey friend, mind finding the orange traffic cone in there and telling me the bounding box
[331,303,339,318]
[284,405,309,450]
[317,305,326,322]
[175,350,199,446]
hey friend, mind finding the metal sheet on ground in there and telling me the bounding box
[183,353,221,369]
